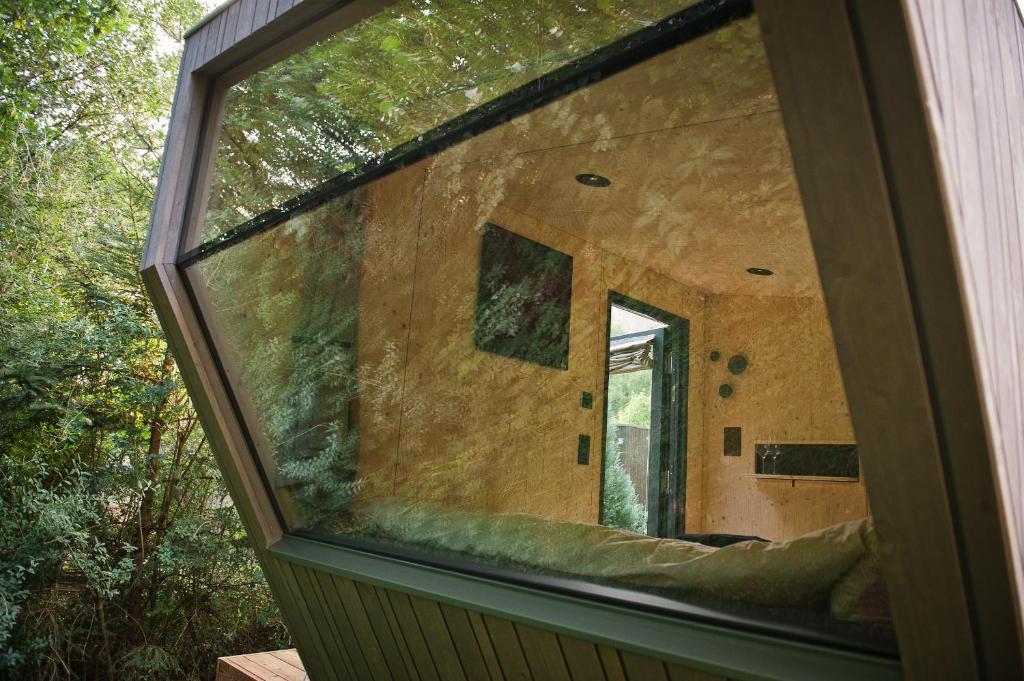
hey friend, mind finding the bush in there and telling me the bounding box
[600,439,647,534]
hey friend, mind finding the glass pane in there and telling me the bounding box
[195,0,701,248]
[188,3,896,655]
[610,304,667,335]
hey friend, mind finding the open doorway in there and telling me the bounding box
[599,293,689,538]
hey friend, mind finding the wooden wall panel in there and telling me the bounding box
[355,158,709,526]
[305,571,363,679]
[482,614,532,681]
[700,294,866,542]
[352,162,427,501]
[514,625,572,681]
[438,603,494,680]
[465,611,505,681]
[595,647,626,681]
[384,591,444,681]
[406,594,469,681]
[279,562,734,681]
[903,0,1024,617]
[371,586,421,680]
[619,651,670,681]
[556,636,605,681]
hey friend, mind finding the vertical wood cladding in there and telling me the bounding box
[903,0,1024,633]
[274,560,729,681]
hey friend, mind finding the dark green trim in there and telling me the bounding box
[602,292,690,538]
[269,535,902,681]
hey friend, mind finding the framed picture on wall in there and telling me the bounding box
[474,223,573,370]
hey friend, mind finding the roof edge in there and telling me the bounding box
[183,0,237,40]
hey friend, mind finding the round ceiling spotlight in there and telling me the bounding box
[746,267,774,276]
[575,173,611,188]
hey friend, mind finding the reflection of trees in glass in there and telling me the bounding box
[474,224,572,370]
[203,0,693,242]
[194,191,367,529]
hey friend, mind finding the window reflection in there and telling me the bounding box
[187,2,895,653]
[196,0,702,247]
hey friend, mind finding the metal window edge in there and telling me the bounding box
[268,534,902,681]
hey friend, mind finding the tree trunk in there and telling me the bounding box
[124,353,174,640]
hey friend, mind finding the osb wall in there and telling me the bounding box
[699,294,867,541]
[210,152,866,539]
[353,160,868,538]
[354,159,707,526]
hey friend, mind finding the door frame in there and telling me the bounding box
[600,291,690,538]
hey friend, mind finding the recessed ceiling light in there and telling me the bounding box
[575,173,611,188]
[747,267,774,276]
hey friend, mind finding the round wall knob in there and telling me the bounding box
[728,354,748,375]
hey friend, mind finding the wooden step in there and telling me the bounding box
[216,649,306,681]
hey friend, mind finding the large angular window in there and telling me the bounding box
[183,0,895,656]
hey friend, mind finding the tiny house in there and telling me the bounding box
[143,1,1024,679]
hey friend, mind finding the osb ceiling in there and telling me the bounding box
[429,15,822,298]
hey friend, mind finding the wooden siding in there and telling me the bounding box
[759,0,1024,675]
[213,635,729,681]
[903,0,1024,621]
[268,559,731,681]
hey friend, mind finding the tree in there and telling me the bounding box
[0,1,287,678]
[600,439,647,534]
[601,371,652,533]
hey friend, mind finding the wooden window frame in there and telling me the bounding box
[141,1,1024,679]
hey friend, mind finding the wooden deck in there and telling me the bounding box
[216,649,306,681]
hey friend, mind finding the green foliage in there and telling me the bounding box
[0,1,287,678]
[0,0,121,133]
[601,372,651,533]
[600,439,647,534]
[605,371,652,427]
[616,386,652,428]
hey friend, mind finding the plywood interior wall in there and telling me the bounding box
[349,13,870,540]
[355,159,708,525]
[700,294,865,541]
[353,159,866,540]
[190,12,869,540]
